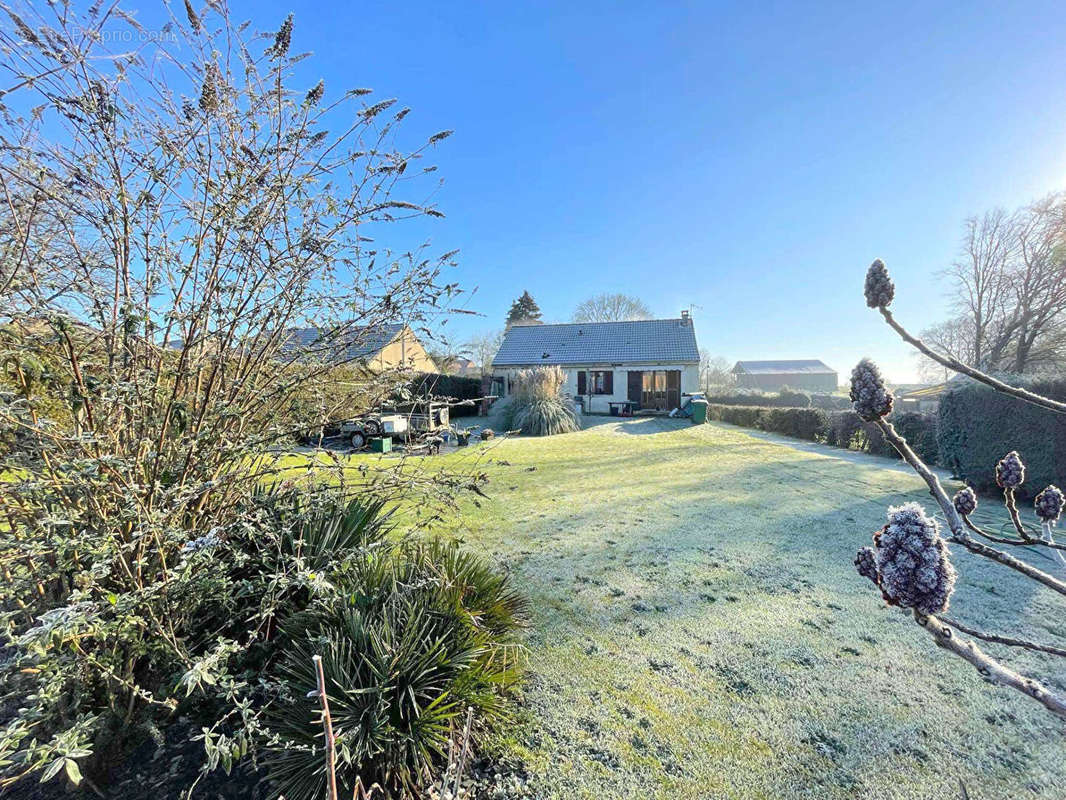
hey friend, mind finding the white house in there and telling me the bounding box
[491,313,701,414]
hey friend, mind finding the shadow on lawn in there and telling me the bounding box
[609,417,687,435]
[508,471,1063,791]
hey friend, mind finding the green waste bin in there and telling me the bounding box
[689,399,708,424]
[370,436,392,453]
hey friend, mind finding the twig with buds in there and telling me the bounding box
[863,259,1066,415]
[851,259,1066,719]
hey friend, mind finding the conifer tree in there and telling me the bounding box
[505,291,543,327]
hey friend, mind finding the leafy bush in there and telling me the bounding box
[0,485,387,787]
[502,367,580,436]
[937,378,1066,496]
[264,538,527,799]
[0,3,478,791]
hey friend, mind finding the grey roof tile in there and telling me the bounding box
[492,319,699,367]
[281,323,404,363]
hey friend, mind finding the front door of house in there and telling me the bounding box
[640,370,681,411]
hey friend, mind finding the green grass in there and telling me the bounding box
[287,418,1066,798]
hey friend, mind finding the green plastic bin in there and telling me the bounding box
[689,399,708,424]
[370,436,392,453]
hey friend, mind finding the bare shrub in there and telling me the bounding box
[0,1,491,790]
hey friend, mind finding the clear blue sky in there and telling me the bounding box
[238,2,1066,380]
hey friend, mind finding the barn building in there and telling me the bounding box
[731,359,838,393]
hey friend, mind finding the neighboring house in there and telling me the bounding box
[281,323,437,372]
[731,359,838,393]
[896,383,946,414]
[491,312,700,413]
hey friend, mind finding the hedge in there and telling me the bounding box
[937,378,1066,498]
[705,388,850,411]
[708,403,939,464]
[705,387,810,408]
[707,404,828,440]
[408,373,483,417]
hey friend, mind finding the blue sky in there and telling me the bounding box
[199,2,1066,380]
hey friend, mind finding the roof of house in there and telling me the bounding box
[281,323,406,363]
[732,359,836,375]
[897,382,948,399]
[492,319,699,367]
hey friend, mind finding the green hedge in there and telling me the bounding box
[409,372,483,417]
[705,387,810,408]
[708,403,940,464]
[707,404,828,440]
[937,378,1066,497]
[705,389,850,410]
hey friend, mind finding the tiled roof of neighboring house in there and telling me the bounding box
[732,359,836,375]
[492,319,700,367]
[280,323,405,363]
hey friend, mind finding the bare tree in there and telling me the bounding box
[464,330,503,375]
[1008,196,1066,372]
[572,293,652,322]
[916,316,975,382]
[933,197,1066,374]
[698,350,732,391]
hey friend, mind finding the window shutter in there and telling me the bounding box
[577,371,586,395]
[604,371,614,394]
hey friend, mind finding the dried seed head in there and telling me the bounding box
[849,359,894,421]
[995,451,1025,489]
[272,14,293,60]
[854,546,878,586]
[305,79,324,106]
[184,0,201,32]
[864,259,895,308]
[952,487,977,517]
[198,62,219,113]
[873,503,956,615]
[1035,485,1064,524]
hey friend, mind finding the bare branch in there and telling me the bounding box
[915,612,1066,718]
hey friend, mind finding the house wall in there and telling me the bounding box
[735,372,837,393]
[372,327,437,373]
[492,363,700,414]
